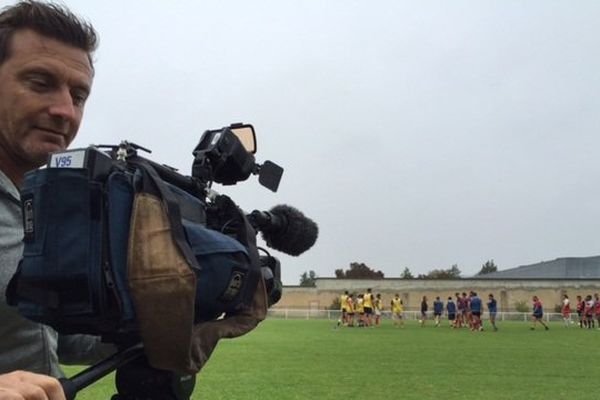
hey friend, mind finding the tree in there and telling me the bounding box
[299,270,317,287]
[417,264,462,279]
[448,264,461,278]
[477,259,498,276]
[400,267,414,279]
[335,262,384,279]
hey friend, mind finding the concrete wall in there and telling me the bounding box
[276,278,600,312]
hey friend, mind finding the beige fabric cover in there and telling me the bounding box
[127,193,267,373]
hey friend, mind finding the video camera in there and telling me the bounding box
[7,123,318,399]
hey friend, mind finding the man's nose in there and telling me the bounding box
[47,88,76,122]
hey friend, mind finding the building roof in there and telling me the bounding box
[481,256,600,279]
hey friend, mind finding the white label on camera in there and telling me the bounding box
[48,150,86,168]
[210,132,222,146]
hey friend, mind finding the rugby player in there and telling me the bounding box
[391,294,404,328]
[530,296,549,331]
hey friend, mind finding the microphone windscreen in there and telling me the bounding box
[261,205,318,256]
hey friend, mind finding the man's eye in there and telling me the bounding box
[28,77,50,90]
[71,91,88,106]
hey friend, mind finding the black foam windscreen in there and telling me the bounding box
[260,205,318,256]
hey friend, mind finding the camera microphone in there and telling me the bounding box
[248,205,318,256]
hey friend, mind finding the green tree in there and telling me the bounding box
[400,267,414,279]
[299,270,317,287]
[477,259,498,276]
[448,264,461,278]
[418,264,461,279]
[335,262,384,279]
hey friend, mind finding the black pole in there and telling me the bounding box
[59,344,144,400]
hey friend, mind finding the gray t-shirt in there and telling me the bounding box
[0,169,114,376]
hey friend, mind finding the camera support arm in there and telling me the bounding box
[59,344,144,400]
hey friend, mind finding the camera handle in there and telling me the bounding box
[59,343,196,400]
[111,355,196,400]
[60,344,144,400]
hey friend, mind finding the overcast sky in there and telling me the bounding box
[30,1,600,284]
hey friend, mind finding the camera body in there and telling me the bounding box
[8,124,284,345]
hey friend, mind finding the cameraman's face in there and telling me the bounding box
[0,29,93,175]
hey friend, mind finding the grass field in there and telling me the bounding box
[64,318,599,399]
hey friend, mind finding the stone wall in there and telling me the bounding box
[276,278,600,312]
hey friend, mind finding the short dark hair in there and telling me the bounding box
[0,1,97,67]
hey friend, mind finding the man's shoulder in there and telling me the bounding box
[0,169,23,249]
[0,169,20,202]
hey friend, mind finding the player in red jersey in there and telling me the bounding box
[584,295,595,329]
[530,296,549,331]
[462,292,473,329]
[454,292,464,328]
[595,293,600,330]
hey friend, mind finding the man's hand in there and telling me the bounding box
[0,371,65,400]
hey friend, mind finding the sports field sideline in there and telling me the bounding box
[65,319,598,399]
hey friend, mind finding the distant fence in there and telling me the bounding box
[267,308,572,323]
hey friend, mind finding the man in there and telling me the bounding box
[594,293,600,330]
[346,293,355,327]
[339,290,349,326]
[584,294,595,329]
[362,288,374,327]
[462,292,472,329]
[576,295,584,328]
[0,1,112,398]
[419,296,428,327]
[356,294,365,327]
[561,294,571,327]
[390,293,404,327]
[454,292,463,328]
[374,293,383,327]
[487,293,498,331]
[469,291,482,331]
[446,296,456,328]
[530,296,549,331]
[432,296,443,327]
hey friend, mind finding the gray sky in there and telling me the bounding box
[39,1,600,284]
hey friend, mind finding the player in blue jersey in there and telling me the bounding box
[487,293,498,331]
[469,291,483,331]
[433,296,444,327]
[446,296,457,327]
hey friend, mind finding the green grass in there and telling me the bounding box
[64,319,598,399]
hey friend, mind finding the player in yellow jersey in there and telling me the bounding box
[339,290,349,326]
[347,293,355,327]
[391,293,404,327]
[374,293,383,327]
[363,288,374,327]
[356,294,366,327]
